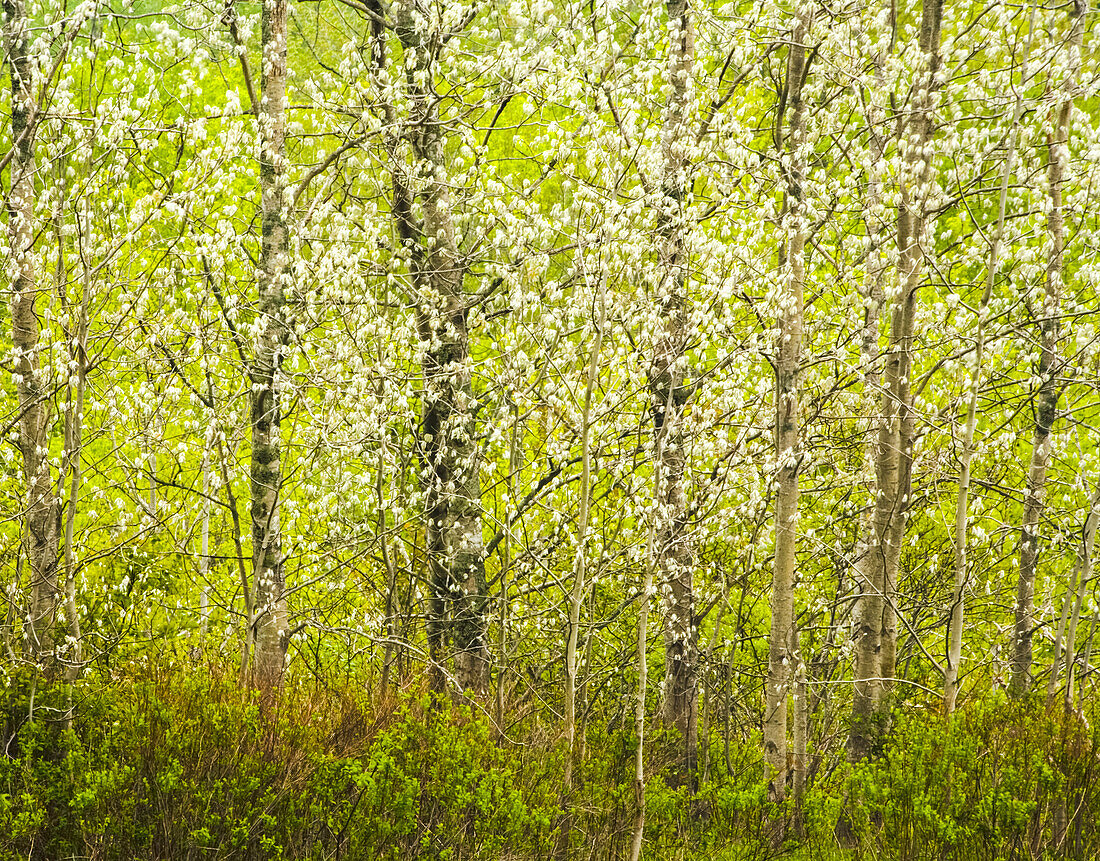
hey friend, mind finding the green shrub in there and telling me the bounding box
[831,694,1100,861]
[0,667,554,860]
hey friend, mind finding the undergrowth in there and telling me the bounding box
[0,661,1096,860]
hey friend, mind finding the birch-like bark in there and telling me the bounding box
[791,628,809,838]
[764,8,810,811]
[654,0,698,787]
[945,11,1032,713]
[1060,488,1100,709]
[879,0,944,707]
[378,436,399,694]
[393,3,489,694]
[496,401,520,732]
[199,441,211,641]
[845,0,944,776]
[60,236,91,684]
[251,0,290,703]
[629,445,660,861]
[848,29,889,762]
[564,274,604,788]
[4,0,61,670]
[1012,0,1084,697]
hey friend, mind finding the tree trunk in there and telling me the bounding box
[764,10,811,817]
[200,437,212,642]
[4,0,61,671]
[564,274,603,790]
[655,0,698,788]
[251,0,290,704]
[1062,488,1100,709]
[1011,0,1083,697]
[946,7,1032,713]
[791,626,809,838]
[848,34,889,762]
[60,240,91,689]
[393,4,489,695]
[629,479,660,861]
[881,0,944,710]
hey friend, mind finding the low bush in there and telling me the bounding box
[833,694,1100,861]
[2,670,1098,861]
[0,665,554,860]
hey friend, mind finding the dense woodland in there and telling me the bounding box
[2,0,1100,857]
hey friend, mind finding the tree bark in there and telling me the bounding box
[1011,0,1083,697]
[564,273,603,789]
[654,0,698,788]
[251,0,290,704]
[848,38,889,762]
[946,6,1032,713]
[791,626,809,838]
[393,3,489,695]
[60,230,91,688]
[1061,488,1100,709]
[880,0,944,709]
[844,0,944,790]
[764,9,811,816]
[4,0,61,671]
[629,471,660,861]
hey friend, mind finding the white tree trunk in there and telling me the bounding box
[251,0,290,704]
[655,0,698,787]
[764,8,811,816]
[1012,0,1083,696]
[1061,488,1100,709]
[880,0,943,710]
[4,0,61,671]
[945,6,1033,713]
[849,34,888,761]
[564,274,604,787]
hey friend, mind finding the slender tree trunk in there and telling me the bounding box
[791,626,809,838]
[60,243,91,688]
[764,10,811,821]
[1012,0,1083,697]
[848,43,889,762]
[629,470,660,861]
[393,4,489,694]
[946,13,1032,712]
[497,402,520,733]
[251,0,290,704]
[842,0,944,805]
[1049,558,1076,705]
[654,0,698,788]
[880,0,944,709]
[1062,488,1100,709]
[564,274,604,790]
[200,439,212,641]
[4,0,61,671]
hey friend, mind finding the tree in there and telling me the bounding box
[388,0,489,694]
[653,0,698,787]
[848,0,945,767]
[4,0,60,670]
[249,0,291,703]
[1011,0,1085,697]
[945,0,1035,715]
[763,1,811,814]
